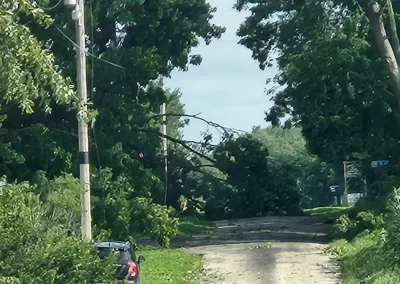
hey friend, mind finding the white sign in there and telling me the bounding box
[345,162,362,178]
[348,193,362,204]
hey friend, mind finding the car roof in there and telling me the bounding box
[93,241,131,249]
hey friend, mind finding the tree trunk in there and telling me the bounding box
[387,0,400,64]
[366,1,400,111]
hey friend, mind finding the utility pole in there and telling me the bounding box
[343,162,349,206]
[160,102,168,205]
[66,0,92,240]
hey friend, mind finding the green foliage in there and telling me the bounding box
[251,127,337,208]
[328,229,397,284]
[178,216,213,236]
[326,189,400,283]
[385,187,400,259]
[204,135,302,220]
[139,248,202,284]
[0,181,118,283]
[236,0,400,184]
[0,0,226,251]
[0,1,72,113]
[330,212,385,240]
[90,168,179,247]
[32,171,81,234]
[131,198,179,248]
[304,206,351,220]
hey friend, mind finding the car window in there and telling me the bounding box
[98,247,111,259]
[117,250,131,262]
[97,247,132,262]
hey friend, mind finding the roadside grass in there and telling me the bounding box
[139,247,202,284]
[305,206,351,220]
[328,230,400,284]
[178,216,214,236]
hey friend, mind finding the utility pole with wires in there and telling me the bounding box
[64,0,92,240]
[158,75,168,205]
[160,102,168,205]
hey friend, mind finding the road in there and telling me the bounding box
[177,216,341,284]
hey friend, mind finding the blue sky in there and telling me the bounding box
[165,0,278,142]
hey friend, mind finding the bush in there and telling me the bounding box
[91,168,179,246]
[33,172,81,235]
[131,197,179,248]
[0,181,119,283]
[328,229,395,284]
[386,187,400,259]
[348,196,390,219]
[330,211,384,240]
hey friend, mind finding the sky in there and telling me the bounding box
[165,0,278,142]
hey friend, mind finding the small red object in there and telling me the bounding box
[128,261,137,277]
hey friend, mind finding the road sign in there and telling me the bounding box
[330,185,343,196]
[348,193,362,204]
[371,160,389,168]
[345,162,362,178]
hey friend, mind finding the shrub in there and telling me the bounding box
[91,168,179,246]
[131,197,179,248]
[0,181,119,283]
[385,187,400,259]
[330,211,384,240]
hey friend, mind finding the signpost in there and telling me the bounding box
[343,161,363,206]
[371,160,389,197]
[371,160,389,168]
[330,185,343,206]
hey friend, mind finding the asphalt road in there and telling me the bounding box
[179,216,341,284]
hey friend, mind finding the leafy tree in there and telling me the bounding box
[0,0,226,245]
[204,135,302,220]
[251,126,337,207]
[235,0,400,194]
[0,0,72,112]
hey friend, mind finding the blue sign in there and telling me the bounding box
[371,160,389,168]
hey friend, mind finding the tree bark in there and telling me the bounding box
[366,1,400,111]
[387,0,400,64]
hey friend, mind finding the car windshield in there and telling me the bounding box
[97,247,131,262]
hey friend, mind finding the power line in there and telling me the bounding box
[34,0,63,10]
[54,25,125,70]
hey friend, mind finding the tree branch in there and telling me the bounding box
[132,128,217,164]
[147,112,245,136]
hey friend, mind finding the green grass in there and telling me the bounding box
[328,230,400,284]
[305,206,351,220]
[178,216,213,236]
[138,248,202,284]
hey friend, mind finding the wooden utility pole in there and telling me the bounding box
[160,103,168,205]
[343,162,349,206]
[73,0,92,240]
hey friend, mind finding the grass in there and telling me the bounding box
[138,247,202,284]
[328,230,400,284]
[178,216,214,236]
[305,206,351,220]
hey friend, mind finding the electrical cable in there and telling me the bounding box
[35,0,63,11]
[54,25,125,70]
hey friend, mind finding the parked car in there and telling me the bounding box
[93,241,145,284]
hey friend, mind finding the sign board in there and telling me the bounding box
[348,193,362,204]
[371,160,389,168]
[345,162,362,178]
[330,185,343,196]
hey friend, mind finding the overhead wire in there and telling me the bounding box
[88,0,102,167]
[26,0,124,70]
[34,0,63,10]
[53,25,125,70]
